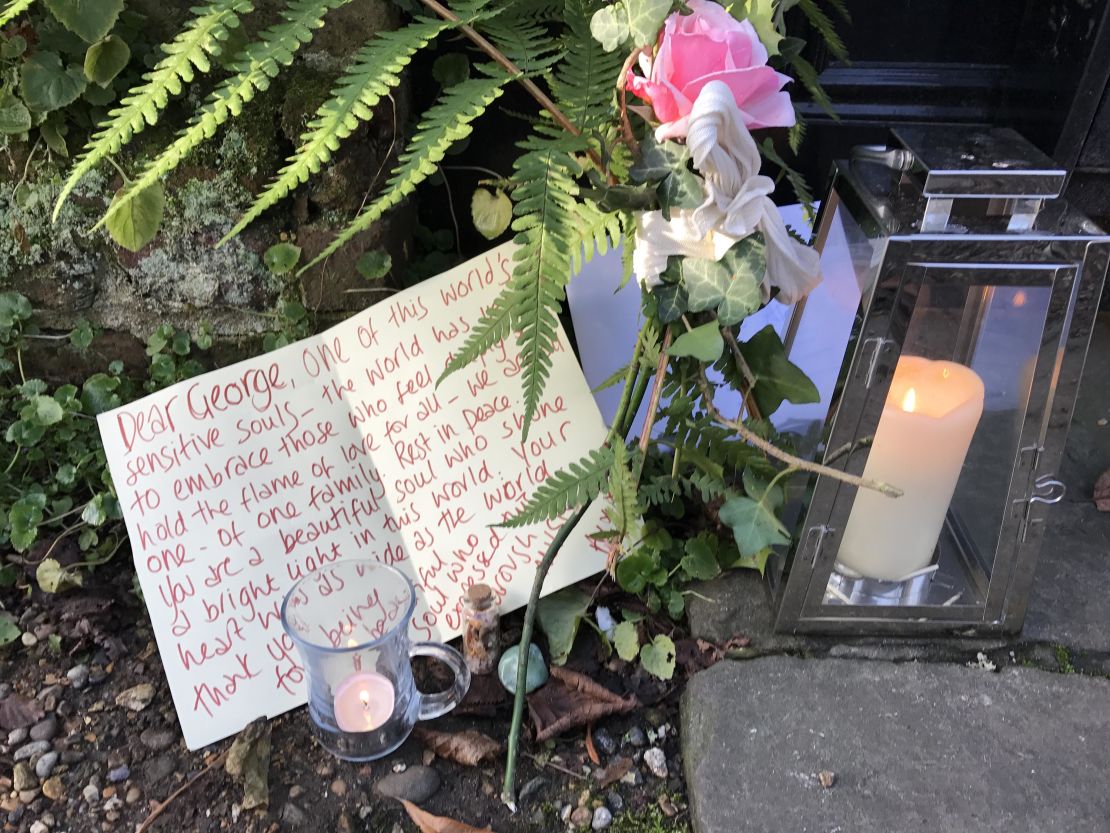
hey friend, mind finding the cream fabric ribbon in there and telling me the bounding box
[633,80,821,304]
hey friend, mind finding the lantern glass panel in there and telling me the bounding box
[815,268,1054,611]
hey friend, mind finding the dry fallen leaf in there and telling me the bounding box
[225,718,272,811]
[585,724,601,766]
[455,674,507,718]
[401,800,493,833]
[817,770,836,789]
[412,728,502,767]
[1094,469,1110,512]
[526,666,639,742]
[0,693,45,730]
[594,756,633,788]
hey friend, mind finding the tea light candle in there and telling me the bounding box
[838,356,985,581]
[333,672,395,732]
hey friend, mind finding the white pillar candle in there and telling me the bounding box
[837,356,985,582]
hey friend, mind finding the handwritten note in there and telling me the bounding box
[98,243,609,749]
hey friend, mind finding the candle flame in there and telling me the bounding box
[359,689,371,707]
[346,638,357,648]
[941,367,950,380]
[902,387,917,413]
[1013,290,1027,308]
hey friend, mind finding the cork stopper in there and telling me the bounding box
[467,583,494,611]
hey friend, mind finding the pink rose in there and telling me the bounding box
[625,0,795,141]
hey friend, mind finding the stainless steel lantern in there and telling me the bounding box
[768,126,1109,636]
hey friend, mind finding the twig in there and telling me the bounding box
[615,47,646,154]
[437,165,463,258]
[696,370,902,498]
[417,0,607,175]
[719,325,763,422]
[136,752,226,833]
[637,328,672,456]
[524,752,590,782]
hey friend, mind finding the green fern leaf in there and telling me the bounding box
[499,446,615,528]
[297,72,508,272]
[222,5,492,243]
[52,0,253,222]
[96,0,348,233]
[438,290,516,386]
[550,0,623,132]
[797,0,848,62]
[605,442,641,537]
[0,0,35,28]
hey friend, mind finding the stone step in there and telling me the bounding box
[681,656,1110,833]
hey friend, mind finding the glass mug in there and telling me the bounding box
[280,560,470,760]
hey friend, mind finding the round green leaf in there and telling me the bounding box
[36,557,82,593]
[0,89,32,134]
[1,35,27,59]
[105,182,164,252]
[20,52,86,112]
[0,612,19,647]
[26,395,65,426]
[44,0,124,43]
[590,2,630,52]
[264,242,302,275]
[613,620,640,661]
[639,634,676,680]
[356,250,391,280]
[668,321,724,362]
[9,493,46,553]
[680,535,721,581]
[83,35,130,85]
[432,53,470,87]
[471,187,512,240]
[80,373,121,414]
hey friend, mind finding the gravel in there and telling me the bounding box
[107,765,131,783]
[139,728,176,752]
[34,752,59,779]
[623,727,646,748]
[66,665,89,690]
[6,728,29,746]
[592,807,613,830]
[593,728,617,757]
[29,716,58,742]
[373,766,441,804]
[644,747,668,779]
[13,740,51,762]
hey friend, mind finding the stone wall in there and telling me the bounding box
[2,0,409,377]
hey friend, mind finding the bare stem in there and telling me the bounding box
[637,328,672,456]
[719,325,763,423]
[697,370,903,498]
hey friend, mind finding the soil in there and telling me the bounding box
[0,562,693,833]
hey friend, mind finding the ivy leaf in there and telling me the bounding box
[536,587,592,666]
[625,0,671,46]
[263,242,302,275]
[680,535,720,581]
[470,187,511,240]
[44,0,124,43]
[653,283,687,323]
[630,134,690,183]
[681,258,728,312]
[613,620,639,661]
[715,236,766,325]
[0,89,32,134]
[105,182,163,252]
[736,0,783,56]
[9,493,46,552]
[83,35,130,85]
[432,53,470,87]
[718,493,789,558]
[739,324,820,416]
[0,612,18,647]
[590,2,629,52]
[36,558,82,593]
[657,167,703,220]
[356,250,391,280]
[639,634,676,680]
[20,52,86,112]
[668,321,724,362]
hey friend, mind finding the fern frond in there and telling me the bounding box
[475,16,560,75]
[222,16,451,242]
[438,290,516,385]
[550,0,624,133]
[797,0,848,62]
[499,446,615,528]
[52,0,254,222]
[760,137,816,218]
[96,0,348,233]
[0,0,34,28]
[297,72,508,273]
[605,442,641,537]
[789,52,836,120]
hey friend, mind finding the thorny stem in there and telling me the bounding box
[696,370,903,498]
[502,323,658,807]
[416,0,608,176]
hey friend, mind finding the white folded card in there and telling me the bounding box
[99,243,608,749]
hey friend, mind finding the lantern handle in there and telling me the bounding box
[1029,475,1066,505]
[852,144,916,172]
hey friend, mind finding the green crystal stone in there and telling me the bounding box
[498,642,548,694]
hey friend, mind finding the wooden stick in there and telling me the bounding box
[135,752,226,833]
[637,328,672,456]
[719,325,763,423]
[696,370,903,498]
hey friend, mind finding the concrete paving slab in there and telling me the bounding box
[682,656,1110,833]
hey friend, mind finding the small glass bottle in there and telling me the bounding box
[462,583,500,675]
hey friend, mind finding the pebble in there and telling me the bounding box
[29,821,48,833]
[87,667,108,686]
[289,785,305,799]
[82,783,99,804]
[145,754,176,785]
[605,791,624,812]
[497,643,549,695]
[644,747,668,779]
[114,684,154,712]
[139,728,175,752]
[373,766,441,804]
[593,729,617,757]
[13,763,36,792]
[107,765,130,783]
[66,665,89,690]
[7,727,29,746]
[620,768,643,787]
[34,752,59,779]
[41,776,64,801]
[623,727,646,748]
[592,807,613,830]
[330,778,347,797]
[280,803,307,826]
[560,804,572,823]
[570,806,592,828]
[18,789,38,804]
[518,775,547,805]
[14,740,51,762]
[391,761,407,773]
[30,717,58,743]
[21,632,37,647]
[125,786,142,804]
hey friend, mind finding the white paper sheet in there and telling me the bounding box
[99,243,609,750]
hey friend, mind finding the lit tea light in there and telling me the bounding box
[333,672,395,732]
[838,356,985,581]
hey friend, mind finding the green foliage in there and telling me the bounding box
[20,51,85,112]
[299,71,508,272]
[500,446,615,528]
[470,187,512,240]
[43,0,123,43]
[356,249,391,280]
[0,0,37,29]
[613,620,639,660]
[535,586,591,665]
[668,322,723,362]
[104,180,163,251]
[263,241,302,275]
[97,0,347,234]
[83,34,130,85]
[739,324,819,417]
[606,441,640,538]
[52,0,254,222]
[639,633,676,680]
